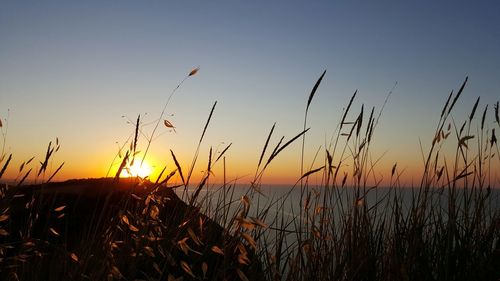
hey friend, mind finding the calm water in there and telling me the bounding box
[177,184,500,229]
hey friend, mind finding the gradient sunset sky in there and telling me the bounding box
[1,1,499,185]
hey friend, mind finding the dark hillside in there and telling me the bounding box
[0,178,263,280]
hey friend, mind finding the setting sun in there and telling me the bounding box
[121,161,153,178]
[1,2,500,280]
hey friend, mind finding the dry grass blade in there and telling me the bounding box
[368,116,375,142]
[366,106,375,136]
[306,69,326,112]
[302,71,322,187]
[54,205,66,212]
[158,169,178,186]
[121,215,130,225]
[186,101,217,186]
[241,232,257,250]
[267,128,310,165]
[356,104,364,137]
[441,90,453,118]
[268,136,284,166]
[459,120,467,136]
[69,253,79,263]
[46,162,65,183]
[153,263,162,274]
[469,96,480,121]
[189,175,208,206]
[239,218,255,231]
[326,149,333,171]
[494,101,499,125]
[143,246,155,257]
[177,237,190,255]
[346,117,359,141]
[181,261,195,278]
[25,156,35,165]
[149,205,159,220]
[0,153,12,179]
[298,166,324,182]
[18,168,32,186]
[241,195,250,208]
[164,119,175,128]
[202,262,208,279]
[188,66,200,77]
[170,150,185,186]
[481,104,488,130]
[250,217,268,228]
[38,141,54,176]
[154,166,167,185]
[114,151,129,181]
[341,90,357,126]
[236,268,250,281]
[491,129,497,147]
[458,136,474,149]
[199,101,217,144]
[49,228,60,236]
[211,245,224,255]
[342,172,348,187]
[164,119,177,133]
[437,166,445,181]
[128,224,139,232]
[455,170,473,181]
[187,227,202,246]
[215,142,232,162]
[132,115,140,163]
[373,81,396,131]
[448,76,468,115]
[238,253,250,265]
[207,146,213,175]
[110,266,123,279]
[258,123,275,168]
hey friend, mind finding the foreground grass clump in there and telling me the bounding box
[0,72,499,280]
[0,178,264,280]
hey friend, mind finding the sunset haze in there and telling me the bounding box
[1,1,499,186]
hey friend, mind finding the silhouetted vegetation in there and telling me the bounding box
[0,72,499,280]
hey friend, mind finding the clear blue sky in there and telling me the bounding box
[1,1,499,183]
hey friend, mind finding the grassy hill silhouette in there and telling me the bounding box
[0,178,263,280]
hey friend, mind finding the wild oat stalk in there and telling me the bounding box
[140,67,200,167]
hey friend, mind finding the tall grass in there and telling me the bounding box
[0,72,499,281]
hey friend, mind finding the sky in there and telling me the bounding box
[1,1,499,186]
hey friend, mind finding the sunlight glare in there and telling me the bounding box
[121,161,153,178]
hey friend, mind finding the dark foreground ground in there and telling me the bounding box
[0,178,263,280]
